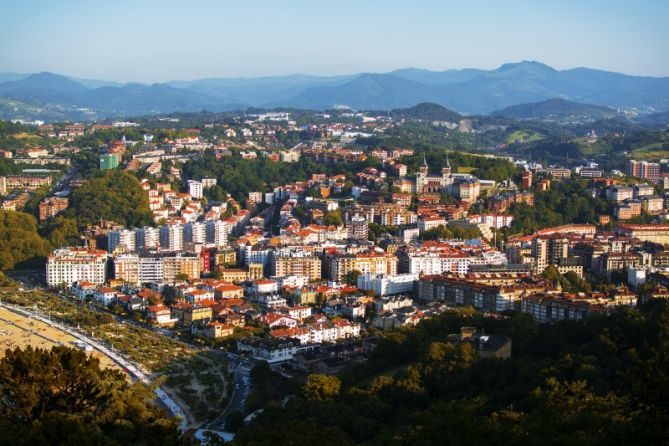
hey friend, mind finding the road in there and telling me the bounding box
[206,352,253,429]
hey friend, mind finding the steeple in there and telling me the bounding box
[419,154,429,175]
[442,153,452,176]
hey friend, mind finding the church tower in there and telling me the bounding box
[442,154,452,186]
[416,154,429,193]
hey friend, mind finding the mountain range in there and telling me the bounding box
[1,61,668,121]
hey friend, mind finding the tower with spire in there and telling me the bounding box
[442,154,453,186]
[416,154,429,193]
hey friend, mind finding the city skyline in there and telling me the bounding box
[1,0,668,82]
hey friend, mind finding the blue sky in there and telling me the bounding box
[1,0,667,82]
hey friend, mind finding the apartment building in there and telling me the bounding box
[326,252,398,282]
[113,252,200,285]
[38,197,68,222]
[272,255,322,281]
[46,248,108,287]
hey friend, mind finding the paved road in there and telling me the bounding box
[206,352,253,429]
[0,302,189,431]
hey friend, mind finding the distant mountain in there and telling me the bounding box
[389,67,484,85]
[169,73,354,106]
[0,73,239,118]
[285,73,439,110]
[1,61,669,121]
[68,77,125,89]
[280,61,669,114]
[390,102,462,122]
[493,98,620,120]
[77,83,239,115]
[0,72,90,103]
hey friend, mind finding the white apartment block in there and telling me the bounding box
[113,252,200,285]
[206,220,230,247]
[159,224,184,251]
[46,248,107,287]
[418,216,446,233]
[107,229,136,252]
[357,273,418,296]
[606,186,634,202]
[406,253,472,275]
[135,226,160,250]
[188,180,203,199]
[184,222,207,244]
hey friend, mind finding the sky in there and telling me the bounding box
[1,0,668,82]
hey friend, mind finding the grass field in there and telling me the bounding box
[506,130,544,145]
[631,142,669,160]
[0,306,118,371]
[456,166,477,174]
[11,132,40,139]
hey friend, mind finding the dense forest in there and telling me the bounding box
[233,301,669,446]
[0,210,51,270]
[64,170,153,228]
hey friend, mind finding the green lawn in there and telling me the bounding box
[631,143,669,160]
[506,130,544,145]
[457,166,477,174]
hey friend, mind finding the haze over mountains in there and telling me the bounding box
[1,61,669,121]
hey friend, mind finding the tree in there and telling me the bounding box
[233,301,669,446]
[0,210,51,270]
[41,216,80,248]
[65,170,153,228]
[303,374,341,401]
[226,410,246,433]
[344,270,362,286]
[175,273,190,282]
[562,271,592,293]
[323,210,343,226]
[541,265,564,286]
[0,346,181,445]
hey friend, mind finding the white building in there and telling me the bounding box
[357,273,418,296]
[159,224,184,251]
[418,216,446,233]
[270,275,309,288]
[606,186,634,202]
[374,296,414,313]
[206,220,230,247]
[107,229,136,252]
[184,222,207,245]
[405,253,471,275]
[628,267,647,289]
[46,248,107,287]
[135,226,160,250]
[201,178,217,188]
[188,180,203,199]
